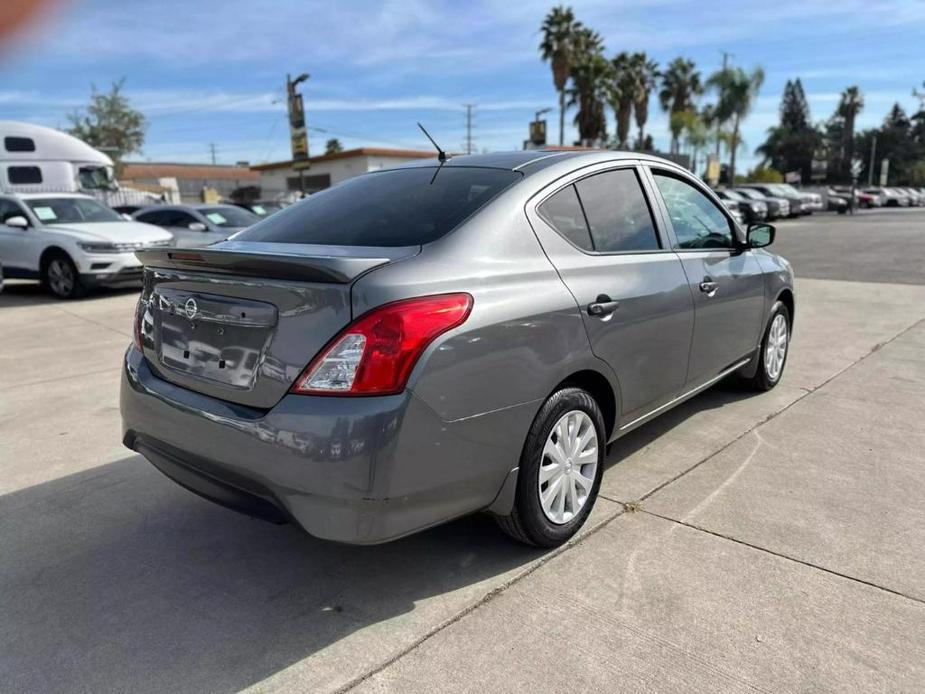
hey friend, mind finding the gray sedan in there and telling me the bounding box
[132,204,259,248]
[121,151,794,547]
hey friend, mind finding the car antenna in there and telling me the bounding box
[417,122,447,164]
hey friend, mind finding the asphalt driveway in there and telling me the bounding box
[1,210,923,693]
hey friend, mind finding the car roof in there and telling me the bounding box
[389,149,672,176]
[5,192,96,200]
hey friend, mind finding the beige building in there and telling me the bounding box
[251,147,434,198]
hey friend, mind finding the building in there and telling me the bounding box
[119,162,260,204]
[251,147,435,198]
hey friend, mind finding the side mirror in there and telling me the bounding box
[188,222,207,232]
[4,216,29,229]
[747,222,775,248]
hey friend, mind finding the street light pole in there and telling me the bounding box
[868,134,877,187]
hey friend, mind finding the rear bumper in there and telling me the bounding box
[120,347,533,544]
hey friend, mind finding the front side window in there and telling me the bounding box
[653,173,733,250]
[238,167,521,247]
[25,197,122,225]
[574,169,659,252]
[8,166,42,185]
[0,199,27,224]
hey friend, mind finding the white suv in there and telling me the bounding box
[0,193,172,298]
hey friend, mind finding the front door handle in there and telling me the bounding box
[587,294,620,317]
[699,279,718,295]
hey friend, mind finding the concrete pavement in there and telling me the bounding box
[1,214,924,692]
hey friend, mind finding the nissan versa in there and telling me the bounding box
[121,151,794,547]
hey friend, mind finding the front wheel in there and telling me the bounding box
[497,387,605,547]
[43,253,84,299]
[747,301,791,391]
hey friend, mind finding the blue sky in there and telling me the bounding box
[2,0,924,169]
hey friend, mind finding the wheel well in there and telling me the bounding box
[557,369,617,440]
[40,246,72,271]
[777,288,795,329]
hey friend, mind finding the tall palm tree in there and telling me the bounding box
[540,6,583,146]
[836,85,864,178]
[659,57,703,153]
[608,51,637,149]
[631,53,660,150]
[566,28,608,145]
[706,65,765,183]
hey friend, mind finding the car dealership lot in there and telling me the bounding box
[1,209,924,693]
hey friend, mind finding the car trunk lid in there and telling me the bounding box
[135,241,418,408]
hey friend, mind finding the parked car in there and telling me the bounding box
[132,204,260,247]
[738,183,808,216]
[718,196,746,225]
[122,151,794,547]
[897,187,924,206]
[822,189,849,214]
[233,201,286,218]
[832,186,882,208]
[715,189,768,223]
[865,187,908,207]
[733,188,791,220]
[0,192,172,298]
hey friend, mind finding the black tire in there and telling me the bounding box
[747,300,791,391]
[42,252,84,300]
[497,387,605,547]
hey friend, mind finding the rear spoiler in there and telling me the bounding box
[135,243,418,284]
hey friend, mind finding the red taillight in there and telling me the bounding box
[291,293,473,396]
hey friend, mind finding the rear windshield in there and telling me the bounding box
[236,167,522,247]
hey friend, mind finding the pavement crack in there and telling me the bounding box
[335,504,626,693]
[641,509,925,607]
[638,316,925,505]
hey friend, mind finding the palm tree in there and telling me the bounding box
[631,53,660,149]
[706,65,765,183]
[608,51,637,149]
[567,28,608,145]
[836,86,864,178]
[659,58,703,153]
[540,6,583,146]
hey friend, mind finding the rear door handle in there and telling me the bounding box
[699,279,718,295]
[587,295,620,317]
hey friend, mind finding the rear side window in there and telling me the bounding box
[236,167,521,247]
[538,184,593,251]
[575,169,659,252]
[7,166,42,185]
[5,137,36,152]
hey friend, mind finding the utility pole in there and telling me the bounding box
[868,133,877,186]
[208,143,217,165]
[286,72,310,196]
[715,51,733,161]
[464,104,476,155]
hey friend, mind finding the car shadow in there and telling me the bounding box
[603,378,757,470]
[0,456,543,693]
[0,280,139,307]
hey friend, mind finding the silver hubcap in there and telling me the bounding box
[764,314,788,380]
[538,410,598,525]
[48,259,74,296]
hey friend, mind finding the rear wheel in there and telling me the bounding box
[43,252,84,300]
[497,387,605,547]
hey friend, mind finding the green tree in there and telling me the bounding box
[540,6,584,146]
[67,78,145,174]
[659,57,703,153]
[325,138,343,155]
[756,79,821,182]
[705,65,764,183]
[567,27,608,145]
[631,53,660,149]
[608,51,637,149]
